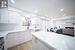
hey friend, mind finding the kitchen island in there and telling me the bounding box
[32,31,75,50]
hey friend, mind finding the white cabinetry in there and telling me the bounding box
[0,8,9,23]
[0,8,23,31]
[4,36,8,50]
[32,36,56,50]
[0,8,22,24]
[8,10,22,24]
[6,31,32,48]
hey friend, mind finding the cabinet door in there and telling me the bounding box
[8,11,22,24]
[0,8,22,24]
[6,31,32,48]
[0,8,9,23]
[32,36,49,50]
[4,36,8,50]
[24,30,32,41]
[6,31,26,48]
[32,36,56,50]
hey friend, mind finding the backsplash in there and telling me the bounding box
[0,23,27,32]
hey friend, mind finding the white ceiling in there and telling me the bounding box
[8,0,75,18]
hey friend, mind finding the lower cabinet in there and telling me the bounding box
[6,31,32,48]
[32,36,56,50]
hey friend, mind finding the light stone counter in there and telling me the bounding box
[32,31,75,50]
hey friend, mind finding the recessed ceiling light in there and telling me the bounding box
[60,9,64,11]
[11,0,15,4]
[1,1,7,8]
[4,1,7,4]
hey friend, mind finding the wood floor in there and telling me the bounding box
[7,41,32,50]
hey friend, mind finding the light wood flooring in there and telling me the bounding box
[7,41,32,50]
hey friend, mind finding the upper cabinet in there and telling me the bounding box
[0,8,22,24]
[0,0,22,24]
[0,8,9,23]
[0,8,23,25]
[8,9,22,24]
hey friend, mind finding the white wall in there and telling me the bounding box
[30,17,43,30]
[49,16,75,36]
[49,16,75,28]
[55,19,74,28]
[30,17,49,31]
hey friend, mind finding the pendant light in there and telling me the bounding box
[1,0,7,8]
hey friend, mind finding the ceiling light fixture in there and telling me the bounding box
[11,0,15,4]
[1,1,7,8]
[60,9,64,11]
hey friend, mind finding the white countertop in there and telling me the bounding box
[0,29,27,37]
[32,31,75,50]
[0,32,8,37]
